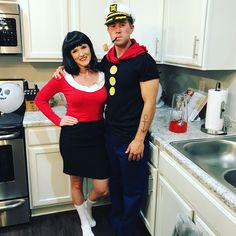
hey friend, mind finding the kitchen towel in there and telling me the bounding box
[205,88,228,131]
[172,213,201,236]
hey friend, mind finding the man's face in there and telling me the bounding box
[107,20,134,47]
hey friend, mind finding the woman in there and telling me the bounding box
[35,31,110,236]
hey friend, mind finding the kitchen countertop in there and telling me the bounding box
[23,105,236,213]
[23,106,66,127]
[150,106,236,213]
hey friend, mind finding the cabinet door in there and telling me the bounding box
[26,126,61,146]
[156,176,194,236]
[194,215,217,236]
[163,0,207,67]
[140,162,158,236]
[130,0,163,62]
[79,0,130,60]
[28,145,71,208]
[20,0,76,62]
[149,141,159,168]
[78,0,109,60]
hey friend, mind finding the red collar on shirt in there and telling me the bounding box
[106,39,147,64]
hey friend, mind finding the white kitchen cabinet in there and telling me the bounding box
[130,0,163,62]
[158,150,236,236]
[140,142,159,235]
[27,145,71,207]
[25,126,73,216]
[194,215,217,236]
[20,0,79,62]
[19,0,128,61]
[19,0,163,62]
[78,0,111,60]
[140,162,158,235]
[162,0,236,70]
[156,177,216,236]
[156,176,194,236]
[80,0,163,61]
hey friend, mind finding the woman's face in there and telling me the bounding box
[70,43,91,68]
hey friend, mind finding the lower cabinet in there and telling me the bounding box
[25,126,73,216]
[194,215,217,236]
[156,175,217,236]
[156,176,194,236]
[140,162,158,235]
[27,145,72,208]
[140,142,159,235]
[157,150,236,236]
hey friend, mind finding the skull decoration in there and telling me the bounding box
[0,83,24,113]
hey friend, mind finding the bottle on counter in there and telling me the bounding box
[169,93,188,133]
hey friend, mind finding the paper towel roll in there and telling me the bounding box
[205,89,228,131]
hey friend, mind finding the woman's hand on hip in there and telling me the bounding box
[60,116,78,126]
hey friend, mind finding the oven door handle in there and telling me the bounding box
[0,131,21,140]
[0,199,25,211]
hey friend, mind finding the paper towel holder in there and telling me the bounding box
[201,100,227,135]
[200,124,227,135]
[201,82,228,135]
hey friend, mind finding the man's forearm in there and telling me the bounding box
[134,104,156,142]
[134,79,159,143]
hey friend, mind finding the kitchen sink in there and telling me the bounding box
[224,170,236,188]
[170,136,236,194]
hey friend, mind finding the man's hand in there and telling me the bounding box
[53,66,65,79]
[125,139,144,161]
[60,116,78,126]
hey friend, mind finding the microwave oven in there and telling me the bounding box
[0,2,22,54]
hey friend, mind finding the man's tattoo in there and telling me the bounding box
[141,114,148,133]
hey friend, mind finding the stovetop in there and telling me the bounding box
[0,112,24,129]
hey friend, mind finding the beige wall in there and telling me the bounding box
[0,55,60,85]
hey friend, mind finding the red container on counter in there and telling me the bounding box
[169,120,188,133]
[169,93,188,133]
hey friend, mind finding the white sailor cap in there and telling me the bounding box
[104,3,133,26]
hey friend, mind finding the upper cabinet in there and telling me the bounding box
[79,0,164,62]
[78,0,110,60]
[20,0,108,62]
[19,0,164,62]
[130,0,164,62]
[162,0,236,70]
[20,0,79,62]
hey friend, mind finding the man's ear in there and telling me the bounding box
[130,24,134,32]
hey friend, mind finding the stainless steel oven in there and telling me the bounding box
[0,2,22,54]
[0,79,30,227]
[0,129,27,199]
[0,128,30,227]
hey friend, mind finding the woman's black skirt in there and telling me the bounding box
[59,119,110,179]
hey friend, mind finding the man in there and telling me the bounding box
[99,3,159,236]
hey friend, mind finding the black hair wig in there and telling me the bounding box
[62,31,99,75]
